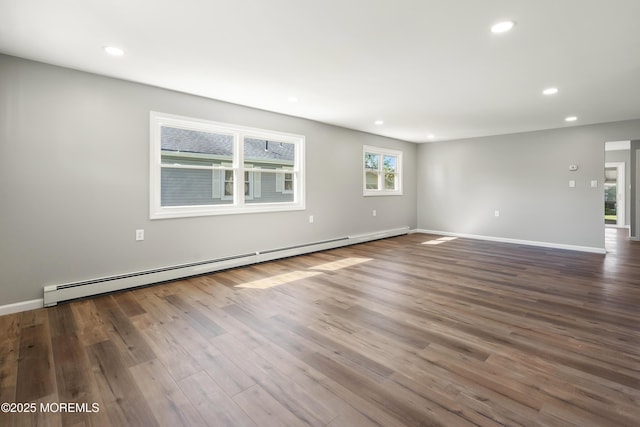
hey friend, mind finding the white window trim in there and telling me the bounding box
[150,111,305,219]
[363,145,403,196]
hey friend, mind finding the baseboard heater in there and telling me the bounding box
[43,226,409,306]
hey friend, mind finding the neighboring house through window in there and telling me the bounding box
[150,112,305,219]
[218,163,254,200]
[363,145,403,196]
[276,167,294,194]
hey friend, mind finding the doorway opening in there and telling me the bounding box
[604,162,625,226]
[604,140,630,237]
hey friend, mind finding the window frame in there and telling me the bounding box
[150,111,305,219]
[362,145,403,196]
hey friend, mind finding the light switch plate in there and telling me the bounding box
[569,180,576,188]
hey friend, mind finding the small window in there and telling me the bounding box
[151,112,305,219]
[218,163,255,201]
[284,172,294,194]
[363,146,403,196]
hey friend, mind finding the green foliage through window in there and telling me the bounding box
[363,146,403,196]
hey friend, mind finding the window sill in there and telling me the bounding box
[363,191,403,197]
[151,202,306,220]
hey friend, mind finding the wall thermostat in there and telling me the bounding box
[569,164,578,171]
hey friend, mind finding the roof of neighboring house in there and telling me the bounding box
[161,126,295,162]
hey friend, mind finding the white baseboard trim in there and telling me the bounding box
[0,299,44,316]
[43,226,410,307]
[415,229,607,254]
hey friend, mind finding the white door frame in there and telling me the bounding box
[605,162,625,227]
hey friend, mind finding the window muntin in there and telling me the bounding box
[363,146,403,196]
[151,112,305,218]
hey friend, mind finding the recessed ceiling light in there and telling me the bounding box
[565,116,578,122]
[543,87,559,96]
[427,134,435,140]
[287,96,298,103]
[491,21,515,34]
[104,46,124,56]
[374,120,384,125]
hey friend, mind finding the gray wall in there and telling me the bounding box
[0,54,417,306]
[417,120,640,250]
[605,148,631,226]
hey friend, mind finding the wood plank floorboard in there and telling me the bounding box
[1,228,639,426]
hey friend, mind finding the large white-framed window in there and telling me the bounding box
[363,145,403,196]
[150,111,305,219]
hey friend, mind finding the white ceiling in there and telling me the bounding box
[2,0,640,143]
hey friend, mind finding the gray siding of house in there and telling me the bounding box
[248,172,294,204]
[161,168,218,206]
[161,165,293,206]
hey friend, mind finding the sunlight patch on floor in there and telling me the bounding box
[234,270,322,289]
[422,236,458,246]
[234,257,373,290]
[310,257,373,272]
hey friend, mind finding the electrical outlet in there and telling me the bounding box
[494,210,500,217]
[135,229,144,241]
[372,210,377,217]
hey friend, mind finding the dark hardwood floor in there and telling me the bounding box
[1,229,639,426]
